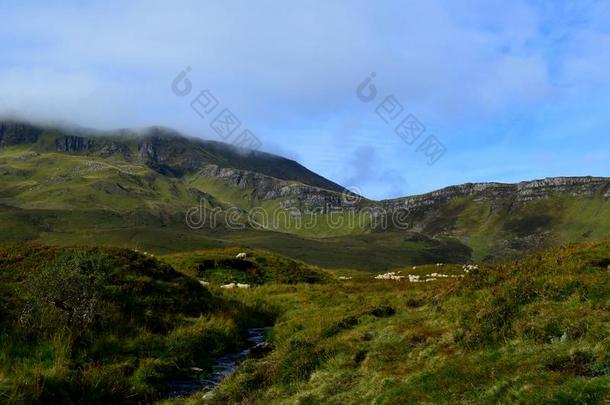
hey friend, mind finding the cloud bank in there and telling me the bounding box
[1,0,610,198]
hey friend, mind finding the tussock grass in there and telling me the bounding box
[179,241,610,404]
[0,244,275,403]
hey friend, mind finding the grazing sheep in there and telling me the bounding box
[199,280,210,286]
[221,283,236,289]
[462,264,479,273]
[236,283,250,289]
[338,276,353,280]
[374,272,405,280]
[235,252,247,260]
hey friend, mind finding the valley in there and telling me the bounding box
[0,120,609,403]
[2,120,610,268]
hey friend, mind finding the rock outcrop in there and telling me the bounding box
[0,121,42,148]
[55,136,95,153]
[197,164,358,213]
[379,177,610,212]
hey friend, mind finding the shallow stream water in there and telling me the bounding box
[165,327,270,399]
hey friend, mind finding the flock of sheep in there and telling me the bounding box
[189,248,481,289]
[370,263,478,283]
[462,264,479,273]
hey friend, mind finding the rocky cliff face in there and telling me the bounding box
[357,176,610,261]
[197,164,357,213]
[196,159,610,220]
[137,134,209,177]
[0,121,42,148]
[55,136,95,153]
[379,177,610,212]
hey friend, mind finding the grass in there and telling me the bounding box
[0,244,277,404]
[164,240,610,404]
[161,247,330,285]
[3,136,610,267]
[0,204,472,271]
[0,240,608,403]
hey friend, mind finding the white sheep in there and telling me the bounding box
[235,252,247,260]
[199,280,210,286]
[462,264,479,273]
[374,272,405,280]
[338,276,353,280]
[236,283,251,288]
[221,283,236,289]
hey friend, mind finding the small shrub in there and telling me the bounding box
[322,315,359,338]
[277,338,328,384]
[405,297,425,308]
[22,251,112,331]
[590,258,610,268]
[546,350,602,377]
[370,305,396,318]
[354,349,367,365]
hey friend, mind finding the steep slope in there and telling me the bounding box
[0,120,346,191]
[375,177,610,260]
[1,119,610,266]
[0,120,354,224]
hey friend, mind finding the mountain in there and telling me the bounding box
[375,177,610,261]
[1,119,609,269]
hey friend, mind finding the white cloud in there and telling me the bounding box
[0,0,609,197]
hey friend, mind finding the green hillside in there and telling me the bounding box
[391,193,610,262]
[167,239,610,404]
[2,120,610,269]
[1,240,607,403]
[0,244,276,403]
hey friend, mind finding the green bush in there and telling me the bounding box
[22,251,112,331]
[0,244,272,403]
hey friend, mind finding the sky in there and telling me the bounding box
[1,0,610,200]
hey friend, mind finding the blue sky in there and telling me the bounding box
[1,0,610,200]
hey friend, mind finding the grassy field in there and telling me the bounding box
[0,244,285,403]
[0,204,472,271]
[163,241,610,404]
[0,240,608,403]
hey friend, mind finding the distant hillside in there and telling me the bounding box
[0,120,346,191]
[1,119,610,267]
[375,177,610,261]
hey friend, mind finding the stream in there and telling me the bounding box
[165,327,271,399]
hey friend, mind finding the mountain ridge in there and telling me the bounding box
[0,119,347,193]
[2,118,610,266]
[3,119,609,203]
